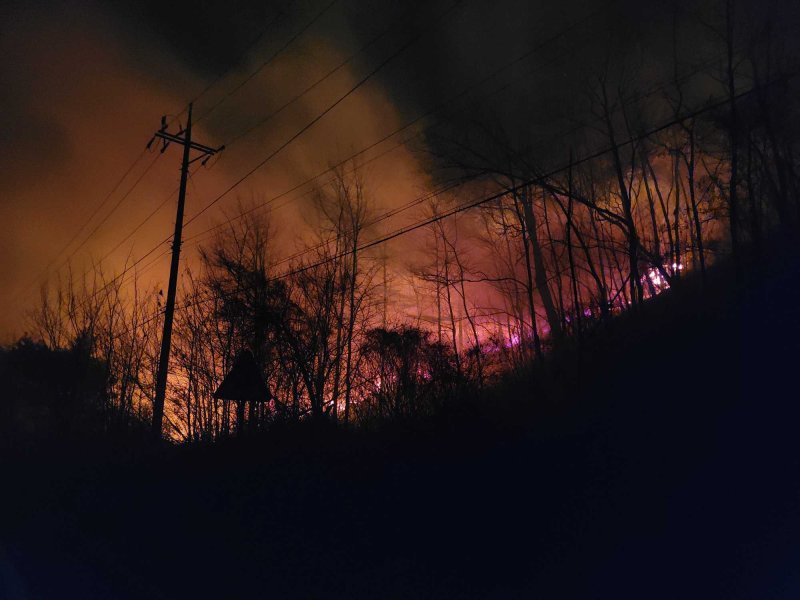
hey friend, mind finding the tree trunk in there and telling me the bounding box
[520,186,562,342]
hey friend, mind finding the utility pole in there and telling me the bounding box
[148,104,223,439]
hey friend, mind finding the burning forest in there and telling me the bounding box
[2,0,800,597]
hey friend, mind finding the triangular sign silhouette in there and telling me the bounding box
[213,350,271,403]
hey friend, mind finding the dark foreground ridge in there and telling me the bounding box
[2,256,800,599]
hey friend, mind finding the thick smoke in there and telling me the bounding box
[1,0,799,337]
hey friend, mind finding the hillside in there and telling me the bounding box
[3,256,800,599]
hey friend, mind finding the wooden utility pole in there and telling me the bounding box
[149,104,223,439]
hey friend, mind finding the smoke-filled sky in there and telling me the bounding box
[1,0,797,338]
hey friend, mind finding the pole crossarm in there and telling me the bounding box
[149,121,224,168]
[153,131,224,156]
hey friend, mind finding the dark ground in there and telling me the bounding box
[2,256,800,599]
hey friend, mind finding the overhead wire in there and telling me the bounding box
[57,0,740,329]
[10,148,154,304]
[160,79,783,321]
[182,0,469,227]
[59,0,357,297]
[180,0,672,259]
[221,0,432,148]
[55,0,614,314]
[194,0,343,125]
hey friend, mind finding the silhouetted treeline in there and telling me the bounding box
[4,0,800,444]
[0,336,149,447]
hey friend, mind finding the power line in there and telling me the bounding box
[12,151,162,306]
[194,0,342,125]
[70,154,162,259]
[60,163,207,313]
[63,0,614,316]
[29,1,384,319]
[221,0,430,148]
[16,3,327,318]
[88,4,300,266]
[182,127,424,248]
[10,149,152,303]
[179,0,609,248]
[183,0,468,227]
[189,15,727,272]
[167,80,777,318]
[39,0,707,324]
[266,176,467,271]
[57,0,419,297]
[96,186,179,266]
[23,3,319,292]
[185,5,289,112]
[74,0,594,307]
[112,31,700,293]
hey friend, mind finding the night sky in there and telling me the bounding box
[2,0,798,337]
